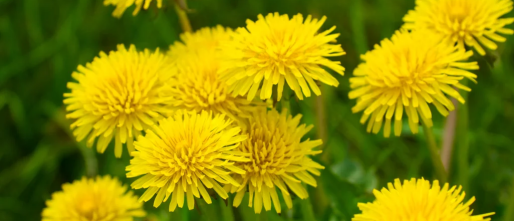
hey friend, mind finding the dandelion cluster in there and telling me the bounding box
[42,176,145,221]
[353,178,494,221]
[225,109,324,213]
[349,30,477,137]
[104,0,162,18]
[219,13,346,101]
[64,44,174,157]
[126,111,249,211]
[50,0,508,218]
[403,0,514,55]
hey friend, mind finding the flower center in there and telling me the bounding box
[180,70,228,108]
[77,196,97,220]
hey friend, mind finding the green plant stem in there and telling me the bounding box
[315,91,328,163]
[219,198,234,221]
[197,200,219,221]
[504,177,514,221]
[456,100,470,191]
[441,98,459,171]
[422,124,448,184]
[300,198,317,221]
[174,0,192,33]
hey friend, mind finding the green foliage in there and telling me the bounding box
[0,0,513,220]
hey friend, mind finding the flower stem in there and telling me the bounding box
[300,198,317,221]
[174,0,192,33]
[219,198,234,221]
[441,98,459,171]
[504,177,514,221]
[315,91,328,163]
[456,100,470,190]
[422,124,448,184]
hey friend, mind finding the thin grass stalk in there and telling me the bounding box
[422,124,448,184]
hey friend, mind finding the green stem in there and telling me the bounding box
[315,88,328,163]
[456,101,470,191]
[280,86,292,114]
[197,199,219,221]
[219,198,234,221]
[504,177,514,221]
[300,198,317,221]
[258,212,268,221]
[174,0,192,33]
[349,0,368,54]
[422,124,448,184]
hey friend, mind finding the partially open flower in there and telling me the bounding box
[167,26,265,122]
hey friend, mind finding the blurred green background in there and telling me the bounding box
[1,0,514,220]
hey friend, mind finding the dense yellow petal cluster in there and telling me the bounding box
[225,109,324,214]
[349,30,478,137]
[403,0,514,56]
[167,26,265,121]
[219,13,346,101]
[64,44,174,157]
[168,25,233,61]
[353,178,494,221]
[104,0,162,18]
[42,176,145,221]
[126,111,250,211]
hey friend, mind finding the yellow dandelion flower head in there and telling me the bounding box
[226,109,325,214]
[126,111,249,211]
[403,0,514,56]
[42,176,145,221]
[167,26,266,122]
[64,44,174,157]
[168,25,233,61]
[349,30,478,137]
[352,178,494,221]
[219,13,346,101]
[104,0,162,18]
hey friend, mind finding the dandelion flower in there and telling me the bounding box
[353,178,494,221]
[225,109,324,214]
[126,111,249,211]
[42,176,145,221]
[403,0,514,56]
[167,26,265,122]
[349,30,478,137]
[104,0,163,18]
[168,25,233,61]
[64,44,174,157]
[219,13,346,101]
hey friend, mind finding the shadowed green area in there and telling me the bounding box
[1,0,514,220]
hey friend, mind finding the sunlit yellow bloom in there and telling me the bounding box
[353,178,494,221]
[349,30,478,137]
[168,25,233,61]
[64,44,174,157]
[42,176,145,221]
[403,0,514,56]
[167,26,265,121]
[225,109,324,214]
[126,111,249,211]
[219,13,345,101]
[104,0,162,18]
